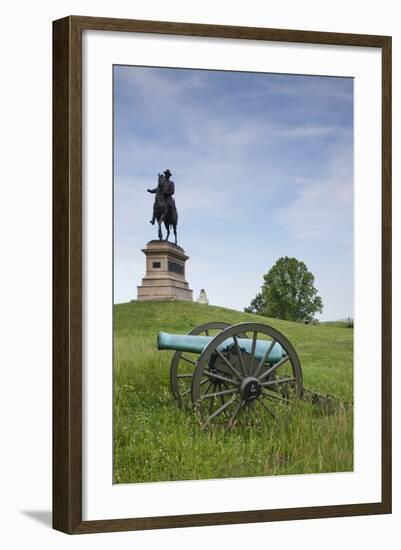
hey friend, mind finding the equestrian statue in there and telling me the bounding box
[147,169,178,244]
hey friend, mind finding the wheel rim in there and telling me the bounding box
[191,322,303,428]
[170,322,231,408]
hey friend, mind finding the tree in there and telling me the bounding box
[245,257,323,322]
[244,292,266,314]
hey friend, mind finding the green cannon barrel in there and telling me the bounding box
[157,332,285,363]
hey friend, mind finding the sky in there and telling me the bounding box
[113,65,353,321]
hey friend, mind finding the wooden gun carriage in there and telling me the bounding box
[157,321,304,428]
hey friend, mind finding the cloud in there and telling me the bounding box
[114,66,351,172]
[116,66,207,109]
[273,125,350,139]
[263,76,353,101]
[275,146,353,242]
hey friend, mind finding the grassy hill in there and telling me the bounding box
[114,300,353,484]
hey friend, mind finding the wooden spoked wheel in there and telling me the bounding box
[191,322,303,429]
[170,322,230,408]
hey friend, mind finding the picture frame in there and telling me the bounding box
[52,15,392,534]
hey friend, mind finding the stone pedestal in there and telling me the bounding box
[137,240,193,301]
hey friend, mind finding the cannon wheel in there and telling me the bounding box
[191,322,303,429]
[170,321,231,408]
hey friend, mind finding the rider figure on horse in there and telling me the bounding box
[148,169,177,225]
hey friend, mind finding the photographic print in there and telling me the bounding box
[113,64,354,485]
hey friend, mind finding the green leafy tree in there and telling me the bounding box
[245,256,323,322]
[244,292,266,314]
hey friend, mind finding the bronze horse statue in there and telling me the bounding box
[148,171,178,245]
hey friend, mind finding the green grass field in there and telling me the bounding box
[114,301,353,483]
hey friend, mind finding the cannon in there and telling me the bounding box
[157,321,303,428]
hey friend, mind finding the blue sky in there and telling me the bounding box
[113,65,353,321]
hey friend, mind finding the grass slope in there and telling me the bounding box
[114,301,353,483]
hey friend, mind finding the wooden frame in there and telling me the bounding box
[53,15,392,534]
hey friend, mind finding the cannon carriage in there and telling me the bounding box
[157,321,303,428]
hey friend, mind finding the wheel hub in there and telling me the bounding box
[240,377,262,402]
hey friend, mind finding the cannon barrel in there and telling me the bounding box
[157,331,285,363]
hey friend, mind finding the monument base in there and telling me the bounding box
[137,240,193,302]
